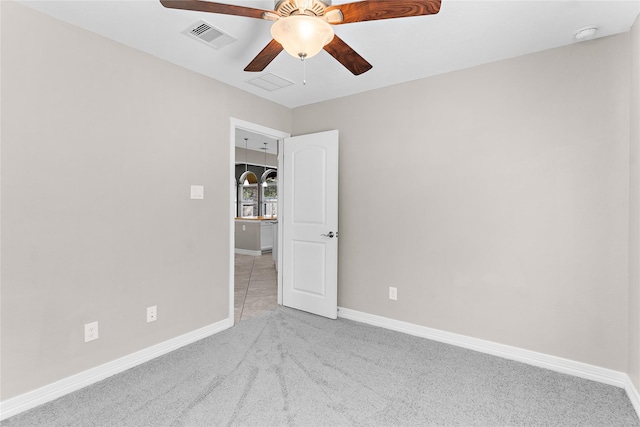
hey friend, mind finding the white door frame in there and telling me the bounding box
[229,118,290,324]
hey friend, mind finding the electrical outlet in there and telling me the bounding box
[147,306,157,323]
[389,286,398,301]
[84,321,99,342]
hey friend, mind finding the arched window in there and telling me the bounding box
[261,169,277,217]
[238,171,259,217]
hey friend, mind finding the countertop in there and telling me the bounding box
[235,216,277,221]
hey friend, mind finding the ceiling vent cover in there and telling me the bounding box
[182,20,236,49]
[247,73,294,92]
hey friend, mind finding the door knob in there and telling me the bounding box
[321,231,335,238]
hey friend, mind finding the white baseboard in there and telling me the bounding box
[0,318,232,421]
[234,249,262,256]
[627,377,640,418]
[337,306,640,419]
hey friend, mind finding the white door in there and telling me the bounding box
[281,130,339,319]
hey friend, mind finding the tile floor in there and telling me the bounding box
[234,253,278,323]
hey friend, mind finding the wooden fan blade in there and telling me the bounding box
[326,0,441,25]
[323,35,372,76]
[160,0,273,20]
[244,39,284,72]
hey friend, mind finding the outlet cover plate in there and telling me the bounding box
[147,306,157,323]
[84,321,99,342]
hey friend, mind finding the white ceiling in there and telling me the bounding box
[18,0,640,110]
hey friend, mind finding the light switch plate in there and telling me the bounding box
[190,185,204,200]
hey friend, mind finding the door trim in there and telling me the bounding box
[229,118,290,324]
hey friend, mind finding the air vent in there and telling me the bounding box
[247,73,294,91]
[182,20,236,50]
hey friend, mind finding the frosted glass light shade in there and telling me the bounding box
[271,16,334,59]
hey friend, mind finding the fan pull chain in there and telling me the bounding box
[299,53,307,85]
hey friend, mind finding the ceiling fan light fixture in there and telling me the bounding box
[161,0,441,75]
[271,15,334,59]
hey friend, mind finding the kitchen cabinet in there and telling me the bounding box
[261,221,273,251]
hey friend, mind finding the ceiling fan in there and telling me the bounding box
[160,0,441,75]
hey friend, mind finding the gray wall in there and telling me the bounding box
[2,0,639,404]
[292,34,632,372]
[0,2,291,400]
[235,147,277,168]
[630,14,640,392]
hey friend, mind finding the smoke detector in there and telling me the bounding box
[574,26,598,41]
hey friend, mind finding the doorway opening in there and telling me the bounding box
[229,119,289,324]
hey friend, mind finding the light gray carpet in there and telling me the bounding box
[3,307,639,426]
